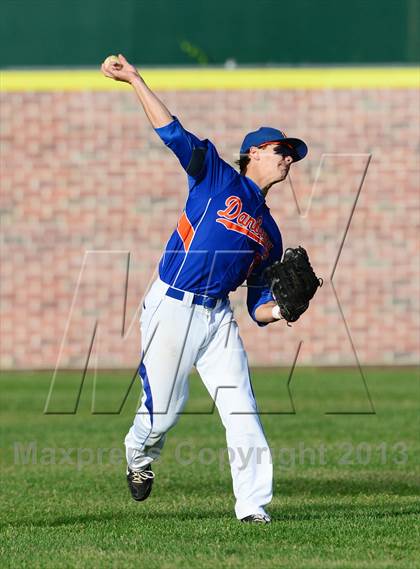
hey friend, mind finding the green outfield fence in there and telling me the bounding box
[1,0,419,68]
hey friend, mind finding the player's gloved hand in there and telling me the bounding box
[101,54,141,85]
[264,246,323,325]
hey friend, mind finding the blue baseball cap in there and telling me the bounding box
[240,127,308,161]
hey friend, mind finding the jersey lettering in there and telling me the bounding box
[216,196,272,251]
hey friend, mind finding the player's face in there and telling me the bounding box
[258,142,295,182]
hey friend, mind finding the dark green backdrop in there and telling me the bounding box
[2,0,419,67]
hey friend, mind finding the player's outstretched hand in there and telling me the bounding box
[101,54,141,85]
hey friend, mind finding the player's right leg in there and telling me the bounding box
[124,279,206,497]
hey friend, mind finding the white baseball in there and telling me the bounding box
[104,55,122,68]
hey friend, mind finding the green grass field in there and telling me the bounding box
[1,367,419,568]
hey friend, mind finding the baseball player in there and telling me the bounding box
[102,54,308,524]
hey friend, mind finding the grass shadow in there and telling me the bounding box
[270,503,420,523]
[276,475,419,497]
[3,500,419,530]
[1,508,233,529]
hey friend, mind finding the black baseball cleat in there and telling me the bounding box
[126,465,155,502]
[241,514,271,524]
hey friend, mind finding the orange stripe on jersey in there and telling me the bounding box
[177,211,195,252]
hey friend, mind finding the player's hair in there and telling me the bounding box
[235,154,251,175]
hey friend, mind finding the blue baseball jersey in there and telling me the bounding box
[154,117,283,325]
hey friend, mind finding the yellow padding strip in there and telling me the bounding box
[1,67,419,91]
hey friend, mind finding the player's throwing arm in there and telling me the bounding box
[102,54,173,128]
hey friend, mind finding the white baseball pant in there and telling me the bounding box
[124,278,272,519]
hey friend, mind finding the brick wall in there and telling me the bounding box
[1,87,419,369]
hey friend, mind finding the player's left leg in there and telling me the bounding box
[195,304,273,521]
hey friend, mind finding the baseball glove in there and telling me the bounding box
[264,246,322,324]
